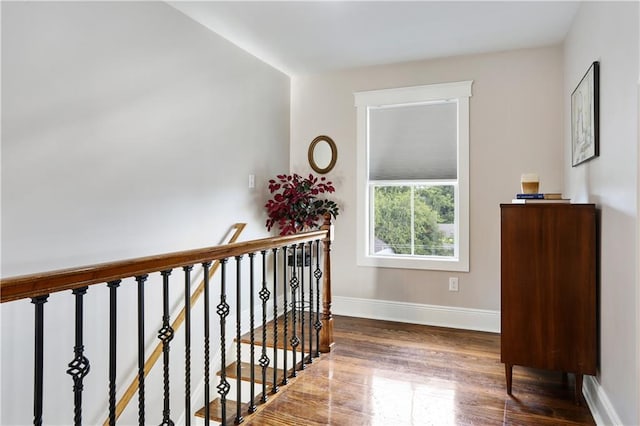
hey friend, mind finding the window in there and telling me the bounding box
[355,81,472,271]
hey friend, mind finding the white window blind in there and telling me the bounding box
[368,101,458,181]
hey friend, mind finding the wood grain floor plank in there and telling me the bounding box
[242,315,595,425]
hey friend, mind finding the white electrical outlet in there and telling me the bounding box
[449,277,459,292]
[248,174,255,188]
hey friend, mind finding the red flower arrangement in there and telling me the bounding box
[265,173,339,236]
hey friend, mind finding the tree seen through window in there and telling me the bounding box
[374,185,455,256]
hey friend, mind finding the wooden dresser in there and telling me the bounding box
[500,203,597,403]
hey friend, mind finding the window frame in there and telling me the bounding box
[355,81,472,272]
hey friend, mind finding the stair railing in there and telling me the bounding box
[106,223,247,425]
[0,214,334,426]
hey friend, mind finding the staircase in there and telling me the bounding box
[195,311,320,425]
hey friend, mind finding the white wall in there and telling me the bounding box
[291,46,564,314]
[1,2,289,424]
[563,2,639,424]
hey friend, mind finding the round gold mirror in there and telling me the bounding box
[308,135,337,174]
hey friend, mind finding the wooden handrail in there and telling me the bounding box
[0,229,327,303]
[106,223,247,425]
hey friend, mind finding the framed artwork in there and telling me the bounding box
[571,61,599,167]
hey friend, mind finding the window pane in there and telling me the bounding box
[372,184,456,258]
[373,186,412,255]
[415,185,455,257]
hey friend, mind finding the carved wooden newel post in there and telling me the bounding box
[320,213,334,352]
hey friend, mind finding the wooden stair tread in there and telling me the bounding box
[195,314,323,423]
[219,361,285,384]
[194,398,249,423]
[240,311,320,348]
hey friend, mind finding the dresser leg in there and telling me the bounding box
[575,373,583,405]
[505,364,513,395]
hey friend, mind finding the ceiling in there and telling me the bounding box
[169,1,581,76]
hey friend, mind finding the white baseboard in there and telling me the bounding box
[332,295,500,333]
[583,375,624,426]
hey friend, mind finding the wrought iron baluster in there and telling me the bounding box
[248,253,257,413]
[289,245,299,378]
[281,246,289,385]
[307,241,314,364]
[258,250,270,403]
[235,256,244,425]
[314,240,323,358]
[216,259,230,424]
[201,262,211,426]
[135,274,148,426]
[31,294,49,426]
[271,248,279,394]
[299,243,306,370]
[67,286,90,426]
[107,280,120,426]
[159,270,175,426]
[183,265,193,426]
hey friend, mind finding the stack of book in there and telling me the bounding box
[511,193,570,204]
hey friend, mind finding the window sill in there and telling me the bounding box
[357,253,469,272]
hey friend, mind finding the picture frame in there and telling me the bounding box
[571,61,599,167]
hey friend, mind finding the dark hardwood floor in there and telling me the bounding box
[244,315,596,425]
